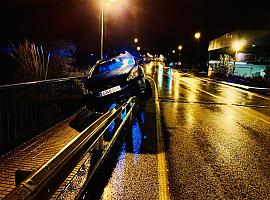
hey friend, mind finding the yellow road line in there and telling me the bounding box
[147,76,170,200]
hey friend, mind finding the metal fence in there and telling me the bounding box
[5,97,136,200]
[0,77,86,155]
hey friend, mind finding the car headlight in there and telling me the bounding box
[127,67,140,81]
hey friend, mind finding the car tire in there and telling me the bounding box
[139,79,152,101]
[82,94,103,113]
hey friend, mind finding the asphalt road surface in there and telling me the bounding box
[148,61,270,199]
[89,61,270,200]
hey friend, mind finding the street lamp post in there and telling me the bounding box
[194,32,201,67]
[177,45,183,66]
[178,45,183,56]
[100,0,105,60]
[100,0,118,60]
[134,38,140,51]
[232,40,245,60]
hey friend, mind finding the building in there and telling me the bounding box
[208,30,270,77]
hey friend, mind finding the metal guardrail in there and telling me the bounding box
[4,97,136,200]
[0,77,85,155]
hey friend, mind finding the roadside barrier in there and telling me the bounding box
[4,97,136,200]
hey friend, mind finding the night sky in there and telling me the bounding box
[1,0,270,65]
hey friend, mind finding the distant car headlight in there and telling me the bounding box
[127,67,140,81]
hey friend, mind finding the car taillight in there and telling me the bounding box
[127,67,140,81]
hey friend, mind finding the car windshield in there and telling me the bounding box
[92,59,123,75]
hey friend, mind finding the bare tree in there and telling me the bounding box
[10,39,50,82]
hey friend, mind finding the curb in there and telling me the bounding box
[209,78,270,96]
[170,69,270,96]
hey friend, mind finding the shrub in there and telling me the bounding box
[10,39,50,82]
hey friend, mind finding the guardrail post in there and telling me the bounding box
[128,99,135,121]
[98,135,104,150]
[121,107,127,121]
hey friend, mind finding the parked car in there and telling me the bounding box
[83,51,152,110]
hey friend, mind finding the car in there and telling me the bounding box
[83,51,152,110]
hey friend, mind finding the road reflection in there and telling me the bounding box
[219,86,246,105]
[101,142,126,200]
[145,62,154,75]
[212,107,250,166]
[158,64,164,89]
[101,99,150,199]
[131,119,143,165]
[173,74,180,100]
[167,68,172,94]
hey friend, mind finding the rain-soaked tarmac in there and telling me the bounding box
[86,61,270,200]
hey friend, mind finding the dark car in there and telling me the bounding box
[83,51,152,110]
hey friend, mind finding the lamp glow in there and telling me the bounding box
[194,32,201,39]
[232,40,246,52]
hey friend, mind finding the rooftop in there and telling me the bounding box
[208,30,270,51]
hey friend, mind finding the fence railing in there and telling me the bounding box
[4,97,136,200]
[0,77,86,155]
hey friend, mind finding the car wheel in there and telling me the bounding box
[139,79,152,101]
[82,94,106,113]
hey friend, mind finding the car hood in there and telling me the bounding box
[85,64,137,90]
[91,64,135,81]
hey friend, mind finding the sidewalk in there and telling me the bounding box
[171,67,270,95]
[205,78,270,96]
[174,68,270,96]
[0,114,82,199]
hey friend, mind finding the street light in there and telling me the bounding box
[232,40,246,60]
[106,0,117,6]
[232,39,246,74]
[194,32,201,40]
[178,45,183,51]
[177,45,183,61]
[137,46,141,51]
[172,50,176,54]
[194,32,201,66]
[134,38,139,44]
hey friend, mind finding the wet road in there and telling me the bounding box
[147,61,270,199]
[94,61,270,200]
